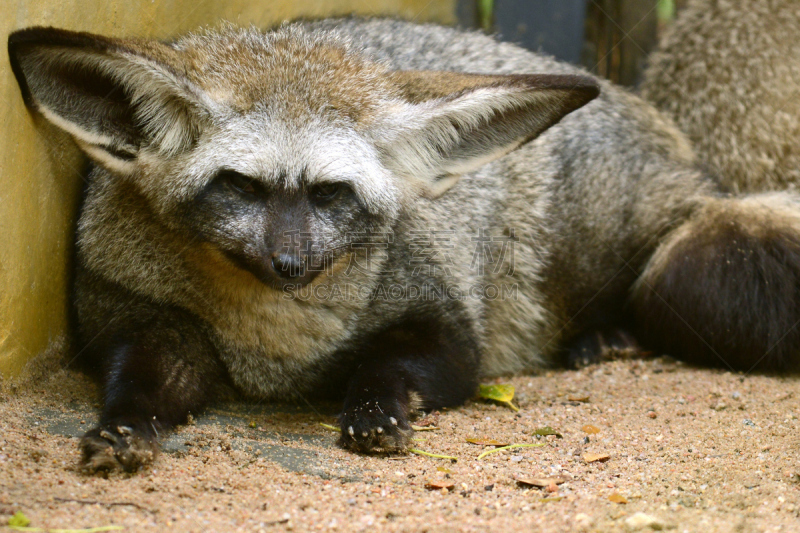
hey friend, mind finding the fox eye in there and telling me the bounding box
[310,182,344,203]
[218,170,258,196]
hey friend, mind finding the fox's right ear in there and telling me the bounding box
[8,27,211,173]
[373,70,599,198]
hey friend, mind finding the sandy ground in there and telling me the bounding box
[1,355,799,533]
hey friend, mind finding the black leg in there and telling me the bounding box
[80,315,226,473]
[338,317,480,452]
[563,328,642,368]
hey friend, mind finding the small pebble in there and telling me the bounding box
[574,513,593,529]
[624,512,671,531]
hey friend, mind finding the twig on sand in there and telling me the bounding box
[409,448,458,462]
[477,443,544,460]
[51,497,155,514]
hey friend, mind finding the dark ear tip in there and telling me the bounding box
[557,76,601,109]
[8,26,63,52]
[6,27,54,108]
[8,26,110,58]
[551,74,601,102]
[8,26,111,109]
[514,73,600,104]
[578,80,601,103]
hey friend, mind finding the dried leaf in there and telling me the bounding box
[248,421,257,428]
[478,384,520,411]
[514,475,566,488]
[608,492,628,504]
[411,425,440,432]
[567,395,590,403]
[583,453,610,463]
[466,438,509,446]
[436,467,454,474]
[425,480,455,491]
[533,426,563,438]
[9,512,30,528]
[581,425,601,434]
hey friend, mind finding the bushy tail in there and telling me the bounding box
[633,193,800,372]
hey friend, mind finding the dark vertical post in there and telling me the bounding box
[582,0,659,87]
[618,0,659,86]
[456,0,479,28]
[458,0,661,87]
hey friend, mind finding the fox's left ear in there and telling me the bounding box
[373,71,600,197]
[8,27,212,174]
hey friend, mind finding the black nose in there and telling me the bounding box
[271,252,305,278]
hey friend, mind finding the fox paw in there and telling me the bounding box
[338,398,413,453]
[80,422,158,474]
[566,329,642,368]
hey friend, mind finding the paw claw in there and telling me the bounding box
[98,430,118,443]
[339,400,411,453]
[80,422,157,474]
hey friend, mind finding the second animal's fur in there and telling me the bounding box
[642,0,800,193]
[8,18,800,473]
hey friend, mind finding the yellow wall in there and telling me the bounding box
[0,0,455,379]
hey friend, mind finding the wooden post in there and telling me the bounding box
[582,0,659,87]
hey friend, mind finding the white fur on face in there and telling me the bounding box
[149,111,401,219]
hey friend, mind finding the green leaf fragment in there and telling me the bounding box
[409,448,458,462]
[477,442,544,460]
[9,512,31,527]
[478,384,520,411]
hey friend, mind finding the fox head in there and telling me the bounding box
[8,23,599,293]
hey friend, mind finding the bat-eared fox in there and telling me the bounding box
[8,16,800,473]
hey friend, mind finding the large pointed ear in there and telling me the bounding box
[373,71,600,197]
[8,27,211,173]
